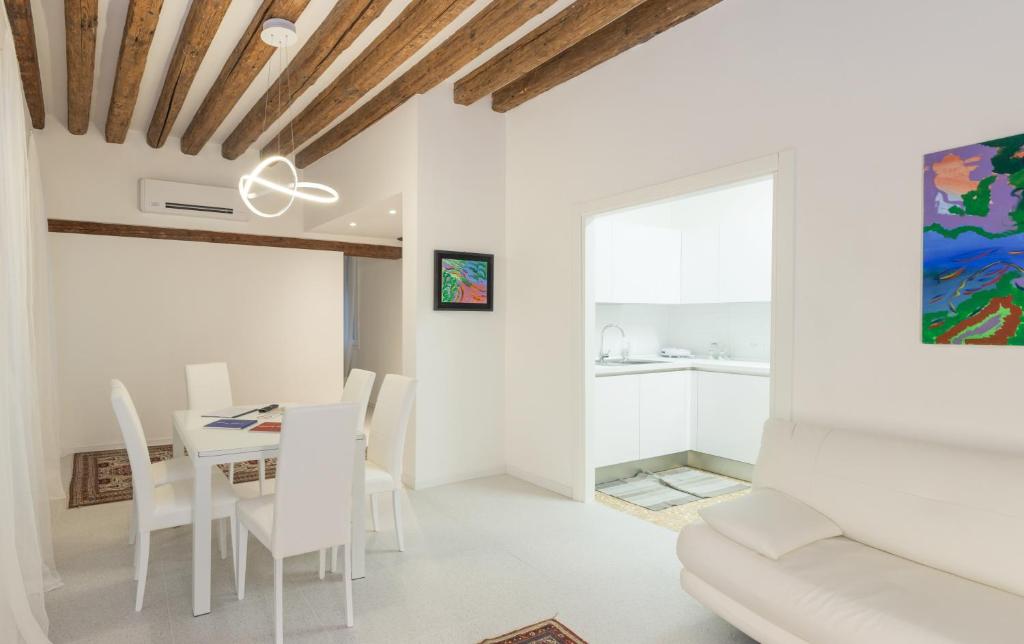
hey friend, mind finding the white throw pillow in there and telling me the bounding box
[698,488,841,560]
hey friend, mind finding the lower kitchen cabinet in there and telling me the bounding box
[696,371,769,464]
[594,374,640,467]
[639,371,693,458]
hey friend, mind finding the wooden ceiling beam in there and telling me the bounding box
[221,0,390,160]
[3,0,45,128]
[105,0,164,143]
[295,0,556,168]
[454,0,644,106]
[146,0,232,148]
[64,0,99,134]
[262,0,473,159]
[180,0,312,156]
[492,0,721,113]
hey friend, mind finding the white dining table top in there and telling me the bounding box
[173,405,365,459]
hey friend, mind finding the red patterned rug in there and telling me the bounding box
[68,445,276,509]
[480,620,586,644]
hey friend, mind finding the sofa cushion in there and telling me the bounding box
[678,521,1024,644]
[699,488,841,560]
[754,419,1024,597]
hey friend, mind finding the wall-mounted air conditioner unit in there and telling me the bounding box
[139,179,249,222]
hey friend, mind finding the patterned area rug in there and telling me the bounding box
[68,445,276,509]
[480,619,586,644]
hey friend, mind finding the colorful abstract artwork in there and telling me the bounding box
[923,133,1024,345]
[434,250,493,310]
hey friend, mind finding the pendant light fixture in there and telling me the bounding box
[238,19,339,218]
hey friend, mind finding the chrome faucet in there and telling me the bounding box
[599,324,628,361]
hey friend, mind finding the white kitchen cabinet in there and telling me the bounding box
[719,186,773,302]
[696,371,769,464]
[678,215,720,303]
[592,217,681,304]
[638,371,693,458]
[593,375,640,467]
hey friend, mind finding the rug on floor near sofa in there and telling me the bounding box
[480,619,586,644]
[68,445,276,508]
[596,467,748,511]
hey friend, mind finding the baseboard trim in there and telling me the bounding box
[61,436,173,457]
[507,465,573,499]
[410,465,508,490]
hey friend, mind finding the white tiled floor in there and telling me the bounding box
[46,474,752,643]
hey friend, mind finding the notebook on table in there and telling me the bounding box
[251,422,281,432]
[203,418,257,430]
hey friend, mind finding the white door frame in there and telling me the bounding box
[574,151,796,502]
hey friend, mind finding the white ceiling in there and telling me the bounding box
[27,0,576,158]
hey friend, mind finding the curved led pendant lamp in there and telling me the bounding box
[239,19,339,218]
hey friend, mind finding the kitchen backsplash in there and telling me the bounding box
[596,302,771,362]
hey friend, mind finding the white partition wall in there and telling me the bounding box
[50,234,345,453]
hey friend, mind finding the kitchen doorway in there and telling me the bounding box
[576,153,794,510]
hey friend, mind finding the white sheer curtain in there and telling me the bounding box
[1,10,62,644]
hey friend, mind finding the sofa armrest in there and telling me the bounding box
[698,488,841,560]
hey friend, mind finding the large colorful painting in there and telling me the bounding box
[923,133,1024,345]
[434,250,494,311]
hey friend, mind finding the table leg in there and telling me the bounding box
[352,436,366,579]
[192,460,212,616]
[172,426,184,458]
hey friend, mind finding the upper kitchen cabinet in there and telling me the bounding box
[593,206,681,304]
[593,177,772,305]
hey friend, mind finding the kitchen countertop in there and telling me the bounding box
[594,355,769,377]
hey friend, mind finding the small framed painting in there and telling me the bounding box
[434,250,494,311]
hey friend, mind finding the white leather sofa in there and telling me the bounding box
[677,419,1024,644]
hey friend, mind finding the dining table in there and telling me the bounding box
[172,405,366,617]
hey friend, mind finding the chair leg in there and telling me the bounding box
[128,502,136,545]
[218,517,228,560]
[237,520,248,601]
[258,458,266,495]
[393,489,404,552]
[318,549,326,580]
[370,493,379,532]
[330,545,338,573]
[135,531,150,612]
[274,558,284,644]
[229,462,235,484]
[229,511,238,590]
[343,544,353,627]
[133,532,140,580]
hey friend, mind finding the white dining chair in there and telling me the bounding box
[359,374,415,551]
[236,403,358,643]
[185,362,266,494]
[341,368,376,433]
[111,380,238,612]
[127,441,193,546]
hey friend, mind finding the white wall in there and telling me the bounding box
[50,234,344,452]
[352,257,404,403]
[505,0,1024,496]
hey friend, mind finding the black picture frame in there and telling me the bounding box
[433,250,494,311]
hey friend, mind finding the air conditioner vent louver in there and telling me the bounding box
[139,179,249,221]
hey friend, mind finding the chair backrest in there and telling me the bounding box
[340,368,376,432]
[185,362,232,411]
[755,419,1024,597]
[110,380,154,523]
[271,403,358,559]
[366,374,416,482]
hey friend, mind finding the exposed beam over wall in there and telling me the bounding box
[296,0,556,168]
[47,219,403,259]
[453,0,644,106]
[146,0,232,148]
[3,0,45,128]
[105,0,164,143]
[180,0,312,156]
[64,0,99,134]
[263,0,473,159]
[221,0,390,160]
[492,0,721,113]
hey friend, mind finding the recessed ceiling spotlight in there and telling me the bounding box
[349,222,357,227]
[388,209,397,215]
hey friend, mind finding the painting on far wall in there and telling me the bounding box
[434,250,494,311]
[922,132,1024,345]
